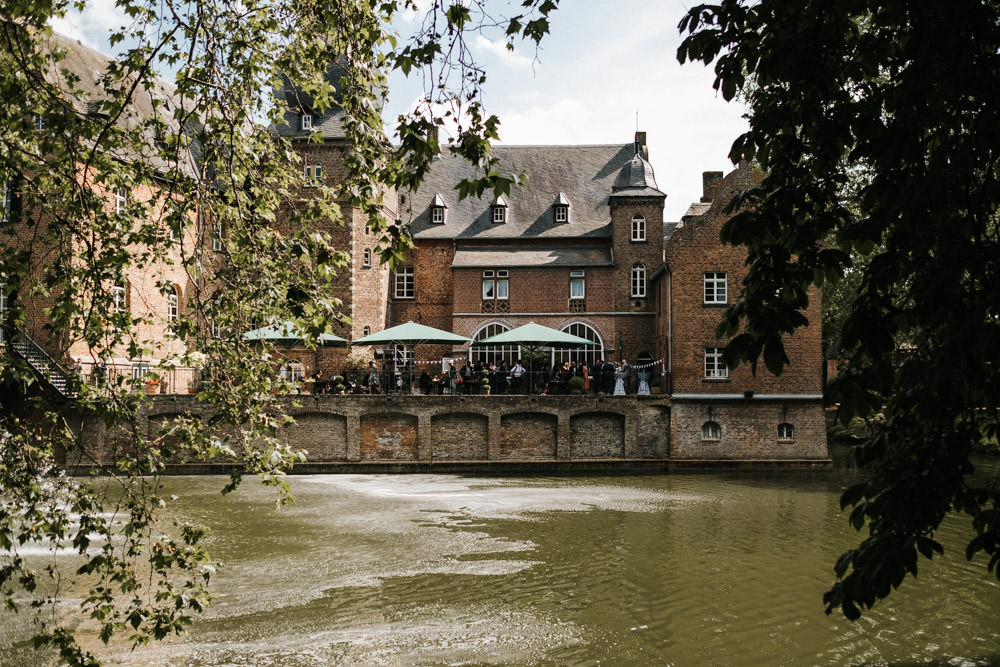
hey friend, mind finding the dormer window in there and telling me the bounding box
[430,194,447,224]
[554,192,570,223]
[301,113,312,131]
[492,195,508,224]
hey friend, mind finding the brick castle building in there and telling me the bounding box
[3,39,828,462]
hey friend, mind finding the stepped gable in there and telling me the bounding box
[401,143,636,240]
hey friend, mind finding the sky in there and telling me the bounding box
[52,0,749,221]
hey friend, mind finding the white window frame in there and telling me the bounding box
[1,182,10,222]
[395,267,414,299]
[166,286,179,327]
[115,188,128,215]
[555,205,568,223]
[701,421,722,440]
[778,423,795,440]
[570,270,585,299]
[363,248,372,267]
[704,272,728,304]
[301,114,312,131]
[0,282,7,343]
[33,114,45,132]
[212,220,223,252]
[111,285,127,313]
[131,362,151,380]
[492,205,506,224]
[631,214,646,242]
[210,318,223,339]
[704,347,728,379]
[631,263,646,298]
[363,325,371,336]
[431,206,444,224]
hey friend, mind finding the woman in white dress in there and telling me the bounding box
[637,367,651,395]
[613,362,626,396]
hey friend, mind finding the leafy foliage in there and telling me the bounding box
[679,0,1000,619]
[0,0,560,662]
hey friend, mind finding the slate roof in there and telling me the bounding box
[46,34,198,178]
[272,59,349,140]
[452,245,614,268]
[402,143,646,240]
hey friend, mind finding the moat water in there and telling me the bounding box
[3,454,1000,665]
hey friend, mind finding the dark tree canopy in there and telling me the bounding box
[679,0,1000,619]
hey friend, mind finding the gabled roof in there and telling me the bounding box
[401,143,638,240]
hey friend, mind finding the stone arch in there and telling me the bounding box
[570,411,625,458]
[360,412,418,460]
[431,412,488,460]
[281,411,348,461]
[499,411,556,459]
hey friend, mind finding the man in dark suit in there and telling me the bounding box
[601,359,615,395]
[621,359,633,395]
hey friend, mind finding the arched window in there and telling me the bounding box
[363,248,372,267]
[631,214,646,241]
[363,325,371,336]
[778,423,795,440]
[701,421,721,440]
[470,322,516,366]
[166,285,179,328]
[553,322,604,366]
[631,263,646,298]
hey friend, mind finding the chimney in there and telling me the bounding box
[701,171,723,203]
[428,124,439,145]
[634,131,648,160]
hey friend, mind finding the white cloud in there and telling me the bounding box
[50,0,126,52]
[473,35,533,71]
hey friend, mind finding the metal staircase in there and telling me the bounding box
[5,329,78,399]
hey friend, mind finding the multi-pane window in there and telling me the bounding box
[363,325,371,336]
[131,362,151,380]
[212,220,223,252]
[631,214,646,241]
[111,285,127,313]
[702,421,722,440]
[0,282,7,343]
[492,205,506,224]
[431,206,444,224]
[471,322,516,366]
[1,182,10,222]
[166,285,179,328]
[33,114,45,132]
[301,114,312,131]
[778,423,795,440]
[210,318,223,339]
[363,248,372,267]
[704,347,728,379]
[115,188,128,215]
[555,205,568,223]
[395,267,414,299]
[303,164,322,184]
[482,270,509,300]
[570,270,585,299]
[631,263,646,298]
[704,272,727,303]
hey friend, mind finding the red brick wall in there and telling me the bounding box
[499,412,556,458]
[663,165,824,396]
[360,412,418,459]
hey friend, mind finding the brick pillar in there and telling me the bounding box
[417,413,432,460]
[556,412,571,458]
[487,412,501,460]
[623,402,639,458]
[346,414,361,461]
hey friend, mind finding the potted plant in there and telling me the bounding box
[186,380,199,394]
[480,368,491,395]
[145,378,160,395]
[568,375,585,395]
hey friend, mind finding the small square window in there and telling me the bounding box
[555,205,568,223]
[431,207,444,224]
[301,114,312,130]
[492,206,506,224]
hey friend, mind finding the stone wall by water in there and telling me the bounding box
[68,394,829,471]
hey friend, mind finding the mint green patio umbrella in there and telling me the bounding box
[475,322,598,394]
[242,321,348,347]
